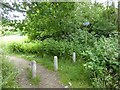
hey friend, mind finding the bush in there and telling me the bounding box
[7,42,23,53]
[7,39,74,58]
[42,39,74,57]
[83,36,119,88]
[91,19,117,37]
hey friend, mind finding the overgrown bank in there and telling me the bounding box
[6,31,119,88]
[0,52,19,88]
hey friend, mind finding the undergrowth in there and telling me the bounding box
[1,33,119,88]
[1,53,19,88]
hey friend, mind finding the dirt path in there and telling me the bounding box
[8,56,64,88]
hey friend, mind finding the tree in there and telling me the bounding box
[20,2,78,40]
[0,1,27,25]
[76,2,117,37]
[0,2,26,12]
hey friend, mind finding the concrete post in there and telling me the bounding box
[73,52,76,62]
[54,56,58,71]
[31,60,36,78]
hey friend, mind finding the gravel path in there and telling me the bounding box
[8,56,64,88]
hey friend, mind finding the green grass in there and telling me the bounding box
[26,67,41,86]
[1,54,19,88]
[58,58,92,88]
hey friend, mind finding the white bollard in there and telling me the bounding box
[54,56,58,71]
[31,60,36,78]
[73,52,76,63]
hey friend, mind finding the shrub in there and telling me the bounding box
[42,39,73,57]
[92,19,117,37]
[83,36,119,88]
[7,42,23,53]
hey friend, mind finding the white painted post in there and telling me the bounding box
[31,60,36,78]
[54,56,58,71]
[73,52,76,63]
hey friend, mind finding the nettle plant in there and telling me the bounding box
[83,36,119,88]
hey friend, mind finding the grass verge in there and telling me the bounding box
[26,67,41,86]
[1,54,19,88]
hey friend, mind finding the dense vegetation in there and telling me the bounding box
[0,51,19,88]
[1,1,119,88]
[18,2,117,39]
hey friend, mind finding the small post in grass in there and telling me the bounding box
[31,60,36,78]
[54,56,58,71]
[73,52,76,63]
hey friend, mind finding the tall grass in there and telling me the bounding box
[0,50,19,88]
[26,67,41,86]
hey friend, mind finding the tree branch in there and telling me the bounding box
[0,2,27,12]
